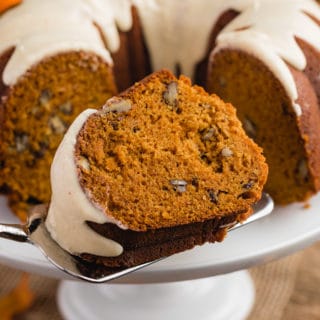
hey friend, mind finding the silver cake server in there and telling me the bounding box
[0,193,273,283]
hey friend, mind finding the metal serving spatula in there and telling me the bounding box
[0,193,273,283]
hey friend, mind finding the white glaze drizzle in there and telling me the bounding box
[0,0,132,85]
[1,0,320,116]
[0,0,259,85]
[45,109,124,257]
[131,0,251,78]
[2,0,320,256]
[214,0,320,116]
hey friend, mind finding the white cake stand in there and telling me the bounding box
[1,194,320,320]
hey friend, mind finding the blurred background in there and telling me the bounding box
[0,240,319,320]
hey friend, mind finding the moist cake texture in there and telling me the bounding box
[1,0,319,222]
[0,52,116,220]
[207,0,320,204]
[76,71,267,231]
[208,51,320,204]
[45,70,268,267]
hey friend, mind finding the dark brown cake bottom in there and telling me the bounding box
[78,210,249,274]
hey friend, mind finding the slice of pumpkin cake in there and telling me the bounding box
[45,69,268,269]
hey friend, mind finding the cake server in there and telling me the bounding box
[0,193,273,283]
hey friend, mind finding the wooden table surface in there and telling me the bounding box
[0,241,319,319]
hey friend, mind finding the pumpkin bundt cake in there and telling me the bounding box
[0,1,120,219]
[207,0,320,204]
[0,52,117,220]
[0,0,319,222]
[45,70,268,268]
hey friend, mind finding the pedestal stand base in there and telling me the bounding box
[58,270,255,320]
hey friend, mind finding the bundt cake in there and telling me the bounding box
[0,0,120,219]
[206,0,320,204]
[0,0,319,221]
[45,70,268,268]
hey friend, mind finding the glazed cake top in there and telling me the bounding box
[1,0,319,116]
[45,70,267,257]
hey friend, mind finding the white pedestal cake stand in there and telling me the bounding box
[1,194,320,320]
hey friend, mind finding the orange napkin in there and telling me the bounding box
[0,0,22,14]
[0,273,34,319]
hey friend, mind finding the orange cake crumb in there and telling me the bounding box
[75,70,268,231]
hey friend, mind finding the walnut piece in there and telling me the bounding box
[163,82,178,107]
[78,156,90,171]
[221,147,233,157]
[39,89,52,106]
[59,101,73,115]
[170,179,187,193]
[103,98,132,113]
[49,115,67,134]
[297,159,309,182]
[207,189,218,204]
[202,128,216,141]
[15,134,29,153]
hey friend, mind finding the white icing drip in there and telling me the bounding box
[293,103,303,117]
[132,0,251,77]
[2,0,319,117]
[214,31,302,115]
[83,0,132,52]
[215,0,320,116]
[219,0,320,70]
[45,109,125,257]
[0,0,253,84]
[2,0,320,254]
[0,0,132,85]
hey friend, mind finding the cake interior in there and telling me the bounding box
[208,50,317,204]
[75,70,267,232]
[0,51,116,219]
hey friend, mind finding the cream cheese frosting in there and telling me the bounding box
[45,109,124,257]
[131,0,251,78]
[1,0,320,117]
[46,98,137,257]
[214,0,320,116]
[1,0,247,84]
[0,0,112,85]
[2,0,320,256]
